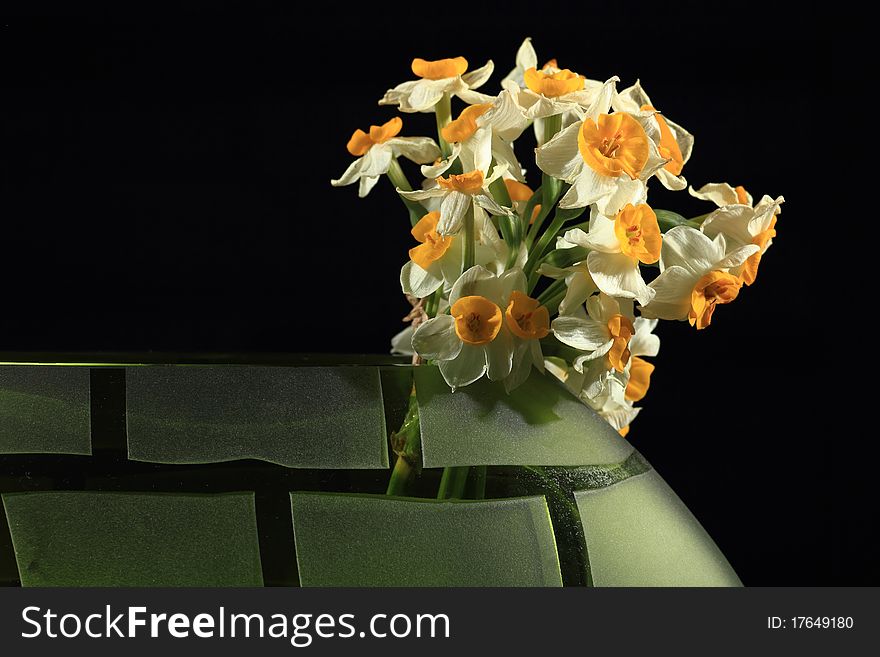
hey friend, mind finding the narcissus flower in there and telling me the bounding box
[398,162,510,236]
[700,195,784,286]
[400,210,508,298]
[411,266,522,390]
[557,203,661,305]
[639,226,759,329]
[624,318,659,402]
[502,38,614,121]
[535,96,669,215]
[552,293,637,373]
[545,356,638,434]
[379,57,494,113]
[422,90,530,183]
[504,290,551,392]
[613,81,694,191]
[331,117,440,197]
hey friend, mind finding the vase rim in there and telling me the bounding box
[0,352,412,367]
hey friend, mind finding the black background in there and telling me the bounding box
[1,3,863,585]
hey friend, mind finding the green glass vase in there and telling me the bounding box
[0,355,740,587]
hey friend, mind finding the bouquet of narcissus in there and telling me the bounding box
[332,38,783,438]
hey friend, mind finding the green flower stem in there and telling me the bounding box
[386,157,412,192]
[425,289,441,318]
[437,466,470,499]
[386,457,413,497]
[524,211,567,283]
[467,465,487,500]
[519,185,543,237]
[488,173,522,266]
[539,288,567,317]
[541,113,562,145]
[435,93,453,158]
[463,205,475,271]
[386,158,423,227]
[536,277,567,305]
[386,388,421,496]
[525,175,564,249]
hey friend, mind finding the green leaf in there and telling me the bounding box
[414,366,633,467]
[2,491,264,586]
[540,245,589,270]
[0,366,91,455]
[126,366,389,468]
[290,492,562,586]
[574,470,742,586]
[655,209,700,232]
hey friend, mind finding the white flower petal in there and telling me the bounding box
[640,265,697,320]
[388,137,441,164]
[439,344,488,390]
[535,121,583,181]
[485,329,514,381]
[552,315,609,351]
[688,182,744,207]
[716,243,760,270]
[358,175,381,197]
[461,60,494,89]
[502,37,537,89]
[390,325,415,356]
[483,89,530,142]
[330,157,365,188]
[613,79,652,114]
[631,318,660,358]
[399,187,446,201]
[469,126,493,174]
[656,168,687,191]
[660,225,723,274]
[580,76,619,120]
[559,269,596,316]
[421,142,462,179]
[451,264,503,303]
[456,89,496,105]
[400,261,443,298]
[412,315,462,361]
[490,134,525,182]
[438,192,471,235]
[587,251,655,306]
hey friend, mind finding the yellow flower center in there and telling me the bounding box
[688,271,742,330]
[740,215,778,286]
[735,185,750,205]
[614,203,661,264]
[641,104,683,176]
[437,169,485,195]
[605,314,635,372]
[618,425,631,438]
[441,103,492,143]
[578,113,650,180]
[409,211,454,270]
[451,296,503,345]
[523,66,584,97]
[346,117,403,156]
[411,57,468,80]
[505,291,550,340]
[625,356,655,402]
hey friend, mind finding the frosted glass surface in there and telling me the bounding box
[0,366,91,455]
[415,366,632,467]
[575,471,741,586]
[291,492,562,587]
[127,366,388,468]
[2,491,263,587]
